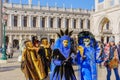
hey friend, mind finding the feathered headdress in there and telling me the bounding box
[57,28,73,37]
[56,28,73,41]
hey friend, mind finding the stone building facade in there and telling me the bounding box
[3,0,92,48]
[91,0,120,44]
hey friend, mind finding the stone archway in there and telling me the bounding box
[99,17,113,43]
[13,39,19,49]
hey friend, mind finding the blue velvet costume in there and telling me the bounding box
[50,35,77,80]
[76,31,102,80]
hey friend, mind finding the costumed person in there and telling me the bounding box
[50,28,77,80]
[38,37,52,79]
[21,40,47,80]
[33,39,40,53]
[6,42,13,58]
[32,36,38,47]
[103,37,120,80]
[18,39,25,62]
[76,31,103,80]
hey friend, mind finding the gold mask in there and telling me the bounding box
[62,40,68,47]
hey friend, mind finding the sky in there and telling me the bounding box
[9,0,95,10]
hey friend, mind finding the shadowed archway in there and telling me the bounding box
[99,17,113,43]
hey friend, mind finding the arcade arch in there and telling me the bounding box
[13,39,19,49]
[99,17,113,43]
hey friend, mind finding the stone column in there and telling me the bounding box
[40,16,42,28]
[54,17,58,28]
[9,35,13,44]
[61,17,66,28]
[18,15,22,27]
[84,18,87,29]
[77,18,81,29]
[19,35,22,46]
[70,18,74,28]
[21,16,23,27]
[38,16,42,28]
[37,16,40,28]
[31,16,33,27]
[28,15,32,27]
[46,16,50,28]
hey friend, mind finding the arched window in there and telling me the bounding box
[87,19,90,29]
[14,16,18,27]
[66,19,69,28]
[23,16,27,27]
[33,17,37,27]
[101,17,109,30]
[80,19,83,29]
[42,17,45,28]
[58,18,61,28]
[73,19,76,29]
[50,18,54,28]
[106,22,109,30]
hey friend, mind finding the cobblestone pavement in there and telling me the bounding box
[0,50,120,80]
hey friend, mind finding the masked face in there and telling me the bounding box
[26,41,33,48]
[42,39,48,45]
[62,40,69,47]
[83,38,90,46]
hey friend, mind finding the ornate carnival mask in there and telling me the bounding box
[83,38,90,46]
